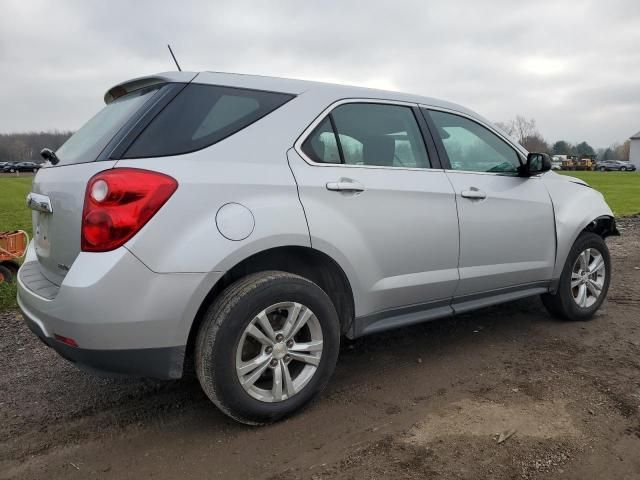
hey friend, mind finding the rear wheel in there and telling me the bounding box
[195,271,340,424]
[541,232,610,321]
[620,166,627,171]
[598,167,606,171]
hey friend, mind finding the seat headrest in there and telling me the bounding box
[362,135,395,167]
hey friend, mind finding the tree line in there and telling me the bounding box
[496,116,631,160]
[0,131,72,163]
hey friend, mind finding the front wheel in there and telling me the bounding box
[541,232,610,321]
[195,271,340,425]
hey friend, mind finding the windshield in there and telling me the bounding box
[54,85,160,165]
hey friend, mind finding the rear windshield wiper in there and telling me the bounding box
[40,148,60,165]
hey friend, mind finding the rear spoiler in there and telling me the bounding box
[104,71,199,104]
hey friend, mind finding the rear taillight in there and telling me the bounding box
[81,168,178,252]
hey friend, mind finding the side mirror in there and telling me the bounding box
[519,152,552,177]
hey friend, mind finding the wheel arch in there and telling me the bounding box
[543,175,618,281]
[185,245,355,362]
[550,213,618,293]
[581,215,619,239]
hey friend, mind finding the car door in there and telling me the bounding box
[289,100,460,326]
[423,108,556,302]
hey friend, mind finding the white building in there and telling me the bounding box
[631,131,640,170]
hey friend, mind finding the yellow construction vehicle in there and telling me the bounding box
[561,155,595,171]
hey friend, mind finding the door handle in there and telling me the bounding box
[326,179,365,193]
[460,187,487,200]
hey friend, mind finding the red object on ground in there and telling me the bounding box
[0,230,29,283]
[0,230,28,261]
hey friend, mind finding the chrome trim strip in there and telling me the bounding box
[443,169,540,178]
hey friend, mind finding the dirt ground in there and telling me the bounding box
[1,218,639,480]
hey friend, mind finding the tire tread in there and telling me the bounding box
[541,232,610,321]
[195,270,337,425]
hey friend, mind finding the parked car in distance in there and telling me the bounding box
[1,161,41,173]
[18,71,619,425]
[595,160,636,171]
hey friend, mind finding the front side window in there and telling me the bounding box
[124,84,294,158]
[428,110,521,173]
[301,103,430,168]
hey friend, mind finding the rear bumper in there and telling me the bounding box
[21,310,185,379]
[17,241,220,379]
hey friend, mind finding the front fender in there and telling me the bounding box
[542,172,615,279]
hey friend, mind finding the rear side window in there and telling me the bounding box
[300,117,341,164]
[124,84,294,158]
[301,103,430,168]
[55,85,161,165]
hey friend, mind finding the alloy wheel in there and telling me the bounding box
[235,302,323,403]
[571,248,606,308]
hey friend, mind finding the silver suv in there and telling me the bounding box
[18,71,618,424]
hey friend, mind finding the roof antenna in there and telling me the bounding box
[167,44,182,71]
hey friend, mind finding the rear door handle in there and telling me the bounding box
[326,179,365,193]
[460,187,487,200]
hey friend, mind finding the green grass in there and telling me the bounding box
[0,176,33,234]
[1,176,33,311]
[557,171,640,216]
[0,282,16,311]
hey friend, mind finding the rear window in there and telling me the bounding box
[55,86,161,166]
[123,84,294,158]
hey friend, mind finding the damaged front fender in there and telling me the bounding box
[542,172,618,281]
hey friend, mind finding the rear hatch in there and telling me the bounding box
[28,84,166,285]
[27,72,295,285]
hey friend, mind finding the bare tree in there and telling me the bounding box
[521,134,550,153]
[614,140,631,161]
[497,116,537,145]
[496,116,547,151]
[494,121,515,137]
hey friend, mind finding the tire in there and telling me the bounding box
[0,265,13,283]
[2,262,19,276]
[541,232,610,321]
[598,167,606,171]
[195,271,340,425]
[620,167,626,171]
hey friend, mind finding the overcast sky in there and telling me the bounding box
[1,0,638,147]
